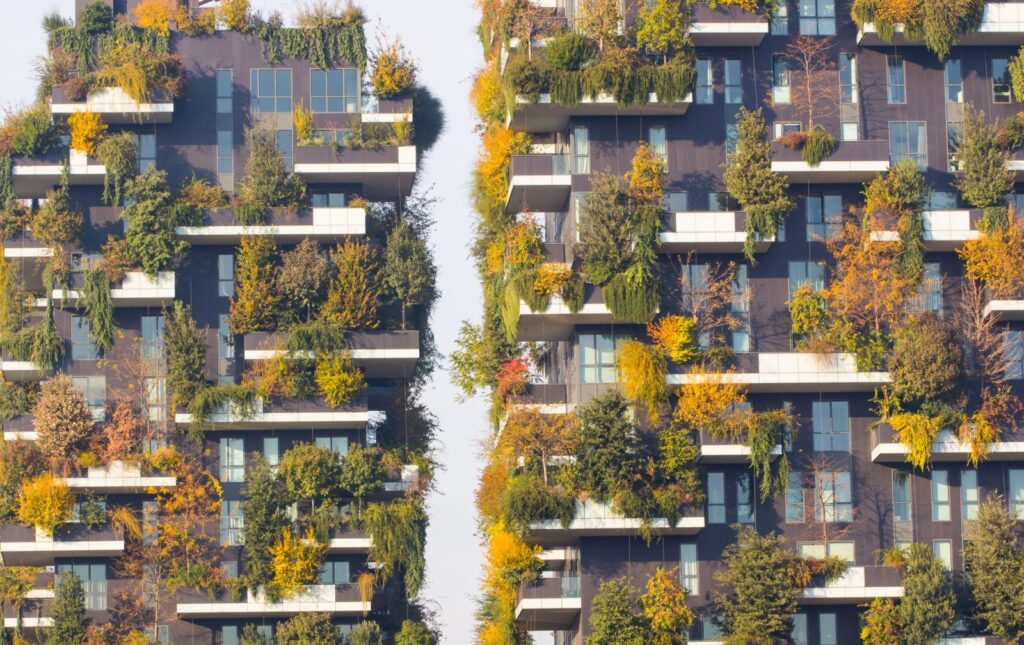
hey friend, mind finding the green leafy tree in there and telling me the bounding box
[886,315,962,409]
[82,266,113,354]
[164,302,207,411]
[236,126,306,224]
[348,621,384,645]
[449,321,495,400]
[383,221,437,329]
[963,495,1024,642]
[0,440,43,522]
[50,572,89,645]
[277,239,331,321]
[713,526,806,642]
[363,498,427,596]
[586,577,647,645]
[642,567,694,645]
[892,543,957,643]
[240,454,288,592]
[229,236,282,334]
[576,173,633,285]
[121,168,188,275]
[576,392,643,502]
[576,0,623,51]
[723,108,794,262]
[278,442,342,508]
[275,612,339,645]
[79,1,113,35]
[324,239,382,329]
[954,107,1014,227]
[395,620,439,645]
[338,445,385,501]
[636,0,689,64]
[0,565,38,641]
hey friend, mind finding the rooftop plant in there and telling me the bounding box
[636,0,691,64]
[254,3,367,71]
[371,36,418,99]
[3,103,60,158]
[236,126,307,225]
[324,239,382,329]
[230,236,282,334]
[93,41,184,103]
[850,0,984,60]
[275,612,339,645]
[67,111,107,157]
[954,107,1015,229]
[78,1,113,36]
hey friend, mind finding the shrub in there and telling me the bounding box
[275,612,338,645]
[34,373,96,460]
[293,99,315,145]
[178,176,228,209]
[324,239,381,329]
[801,128,836,166]
[8,103,59,157]
[121,168,188,275]
[175,5,217,36]
[955,107,1014,212]
[616,340,666,424]
[888,316,962,408]
[959,217,1024,298]
[236,126,306,223]
[503,55,546,103]
[134,0,178,37]
[164,302,207,411]
[348,622,384,645]
[395,620,438,645]
[338,445,385,499]
[371,37,417,98]
[543,31,595,71]
[67,111,107,156]
[79,1,113,35]
[673,368,747,437]
[533,262,572,297]
[889,412,943,471]
[776,130,808,150]
[647,315,699,363]
[31,174,83,247]
[278,239,331,320]
[485,218,543,276]
[0,439,44,522]
[577,392,643,501]
[94,42,184,103]
[96,131,138,206]
[587,578,647,645]
[635,0,689,64]
[362,499,427,595]
[278,442,342,504]
[16,472,73,536]
[218,0,251,32]
[501,473,576,533]
[314,352,365,408]
[230,236,281,334]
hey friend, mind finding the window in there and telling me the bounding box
[709,191,734,211]
[143,501,158,544]
[815,471,852,521]
[141,315,164,360]
[664,191,687,212]
[770,2,788,34]
[311,68,359,113]
[799,0,835,35]
[932,470,951,521]
[316,435,349,456]
[579,333,627,384]
[648,125,667,165]
[788,261,825,297]
[72,376,106,421]
[320,560,352,584]
[707,472,725,524]
[1007,331,1024,380]
[786,470,804,523]
[218,254,234,297]
[217,129,234,176]
[1009,469,1024,517]
[839,53,857,103]
[264,437,280,472]
[72,316,99,360]
[806,193,842,240]
[930,191,958,210]
[819,613,838,645]
[947,121,962,172]
[216,69,232,113]
[887,55,906,103]
[737,471,754,523]
[775,122,801,139]
[993,56,1012,103]
[961,469,978,520]
[724,57,742,104]
[696,58,713,104]
[679,544,698,594]
[841,122,858,141]
[276,129,293,171]
[799,541,853,563]
[250,68,292,113]
[944,58,962,103]
[220,437,245,482]
[933,540,953,570]
[218,314,234,385]
[791,614,807,645]
[907,263,942,314]
[312,192,346,207]
[221,500,244,545]
[726,123,740,159]
[732,265,750,352]
[58,564,105,610]
[893,471,912,522]
[217,70,233,185]
[71,497,105,522]
[137,133,156,172]
[774,55,790,102]
[573,125,589,174]
[812,401,850,452]
[222,627,239,645]
[890,121,927,169]
[145,377,165,422]
[702,617,723,639]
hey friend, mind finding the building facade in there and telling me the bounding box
[1,0,437,643]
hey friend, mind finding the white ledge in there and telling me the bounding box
[698,443,782,464]
[176,585,369,618]
[51,87,174,124]
[40,271,175,308]
[176,208,366,243]
[872,440,1024,463]
[666,353,890,392]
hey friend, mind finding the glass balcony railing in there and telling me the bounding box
[561,575,581,598]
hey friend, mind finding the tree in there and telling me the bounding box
[236,126,306,223]
[954,107,1014,224]
[0,440,43,522]
[784,35,840,131]
[79,1,113,35]
[33,374,95,460]
[575,173,633,285]
[587,577,647,645]
[963,495,1024,642]
[958,215,1024,299]
[314,352,366,408]
[0,566,39,640]
[240,455,288,592]
[395,620,439,645]
[134,0,178,36]
[152,462,222,592]
[278,442,342,509]
[347,621,384,645]
[713,526,806,642]
[50,572,89,645]
[576,0,622,51]
[577,392,644,501]
[616,340,667,424]
[676,260,743,349]
[278,239,331,321]
[338,445,385,501]
[887,315,962,409]
[884,543,957,643]
[324,239,382,329]
[363,499,427,596]
[722,108,793,261]
[641,567,695,645]
[269,528,327,598]
[164,302,207,411]
[499,409,579,485]
[230,236,282,334]
[383,221,437,329]
[102,398,146,464]
[275,612,339,645]
[860,597,902,645]
[121,169,188,276]
[636,0,689,64]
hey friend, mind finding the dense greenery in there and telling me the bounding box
[954,107,1015,230]
[50,572,89,644]
[236,127,307,225]
[240,454,289,594]
[862,544,957,642]
[963,495,1024,642]
[363,498,427,596]
[850,0,985,60]
[164,302,207,412]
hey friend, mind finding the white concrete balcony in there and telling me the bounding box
[50,86,174,124]
[507,93,692,133]
[39,271,175,308]
[872,427,1024,463]
[799,566,903,604]
[515,574,581,631]
[13,150,106,197]
[526,500,704,546]
[869,209,981,251]
[659,210,773,254]
[690,4,769,46]
[64,460,176,492]
[505,153,572,214]
[0,524,125,566]
[176,207,366,244]
[174,397,371,430]
[667,353,890,393]
[293,145,417,201]
[697,428,782,464]
[518,283,657,342]
[858,2,1024,46]
[771,141,890,183]
[243,330,420,379]
[983,299,1024,320]
[176,584,372,618]
[0,360,51,383]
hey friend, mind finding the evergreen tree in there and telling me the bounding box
[229,236,282,334]
[240,454,289,592]
[586,577,647,645]
[348,621,384,645]
[275,612,339,645]
[576,173,633,286]
[324,239,382,329]
[576,392,643,502]
[963,496,1024,643]
[383,221,436,329]
[954,107,1014,229]
[895,543,957,643]
[164,301,207,411]
[50,572,88,645]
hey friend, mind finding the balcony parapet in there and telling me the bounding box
[13,149,106,196]
[869,209,982,251]
[175,583,375,618]
[871,424,1024,463]
[293,145,416,200]
[771,141,890,183]
[50,86,174,124]
[514,574,582,630]
[697,427,782,464]
[176,207,366,244]
[506,153,572,214]
[799,566,903,604]
[983,298,1024,320]
[526,500,704,546]
[690,4,769,46]
[64,460,176,492]
[666,352,890,393]
[0,523,125,566]
[243,330,420,379]
[507,93,692,133]
[518,283,652,342]
[37,270,175,308]
[174,396,371,430]
[659,210,773,254]
[858,2,1024,46]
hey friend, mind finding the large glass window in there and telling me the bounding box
[218,254,234,297]
[893,471,911,522]
[932,470,951,521]
[933,540,953,570]
[145,376,165,422]
[993,56,1012,103]
[143,501,158,544]
[72,316,99,360]
[311,68,359,113]
[220,438,245,482]
[276,129,293,171]
[909,263,941,313]
[961,469,978,520]
[696,58,713,104]
[812,401,850,452]
[1009,469,1024,517]
[72,376,106,421]
[250,68,292,113]
[816,471,852,522]
[944,57,962,103]
[707,472,725,524]
[732,265,750,352]
[573,125,590,174]
[313,192,346,208]
[141,315,165,360]
[316,435,349,456]
[724,57,742,104]
[820,613,838,645]
[648,125,667,165]
[679,544,698,594]
[216,69,233,114]
[786,470,804,523]
[320,560,352,584]
[806,193,842,240]
[839,53,857,104]
[218,314,234,385]
[57,564,106,610]
[217,130,234,175]
[1007,330,1024,380]
[887,55,906,104]
[221,500,244,546]
[578,333,627,384]
[946,121,962,172]
[788,261,825,297]
[773,55,791,104]
[890,121,927,169]
[799,0,835,35]
[264,437,280,472]
[771,2,789,34]
[137,133,156,172]
[737,471,754,523]
[791,614,807,645]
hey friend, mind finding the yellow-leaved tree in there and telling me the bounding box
[324,239,381,329]
[17,473,73,537]
[641,567,695,645]
[134,0,179,37]
[270,528,327,599]
[67,111,107,156]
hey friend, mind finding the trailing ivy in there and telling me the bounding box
[97,132,138,207]
[187,383,257,435]
[850,0,984,60]
[164,301,207,412]
[48,21,170,80]
[254,20,367,72]
[801,128,836,167]
[81,266,114,355]
[361,498,427,597]
[746,410,791,502]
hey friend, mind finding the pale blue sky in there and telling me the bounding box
[0,2,488,642]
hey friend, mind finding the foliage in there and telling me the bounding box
[363,498,427,596]
[501,473,576,533]
[236,127,306,224]
[240,454,288,593]
[576,174,633,283]
[254,10,367,71]
[481,520,543,632]
[544,31,595,71]
[134,0,178,37]
[229,236,284,335]
[616,340,667,424]
[278,239,331,321]
[954,107,1014,214]
[586,577,647,645]
[79,1,113,36]
[500,409,579,485]
[152,462,222,592]
[723,108,793,262]
[371,37,417,98]
[577,392,643,502]
[270,528,326,599]
[788,284,828,346]
[860,597,902,645]
[177,176,227,209]
[865,159,929,281]
[959,217,1024,299]
[348,622,384,645]
[94,41,183,104]
[800,128,836,166]
[6,104,59,157]
[576,0,624,51]
[963,495,1024,643]
[449,321,494,400]
[338,445,385,499]
[96,131,137,206]
[67,111,107,156]
[882,543,957,643]
[384,221,436,329]
[395,620,438,645]
[641,567,695,645]
[713,526,807,642]
[850,0,984,60]
[81,267,113,354]
[636,0,690,64]
[747,409,792,501]
[0,440,43,522]
[51,572,88,645]
[485,218,543,276]
[648,315,699,363]
[292,100,315,145]
[33,373,95,460]
[887,315,962,408]
[888,412,943,471]
[673,368,746,437]
[164,302,206,411]
[323,239,381,329]
[16,473,73,537]
[121,169,189,275]
[278,442,341,505]
[31,173,83,247]
[275,612,339,645]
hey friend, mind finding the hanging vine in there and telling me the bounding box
[254,22,367,72]
[81,265,114,355]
